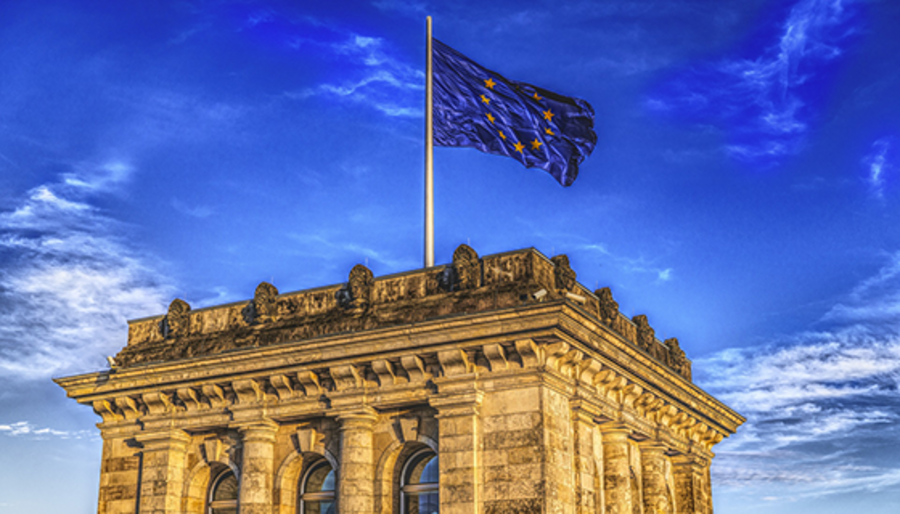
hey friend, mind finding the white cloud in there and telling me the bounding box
[649,0,858,165]
[577,243,674,283]
[285,33,423,118]
[697,250,900,497]
[0,169,174,381]
[0,421,95,440]
[861,136,897,198]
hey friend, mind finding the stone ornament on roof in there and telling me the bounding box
[452,244,481,290]
[551,254,576,293]
[336,264,374,316]
[251,281,279,324]
[665,338,691,380]
[162,298,191,338]
[595,287,619,328]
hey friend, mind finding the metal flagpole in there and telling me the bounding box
[425,16,434,268]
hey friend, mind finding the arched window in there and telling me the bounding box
[208,469,238,514]
[299,460,335,514]
[401,449,439,514]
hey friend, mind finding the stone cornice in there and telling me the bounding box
[109,246,692,381]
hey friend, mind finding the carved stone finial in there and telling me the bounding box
[338,264,374,315]
[665,337,691,380]
[632,314,655,353]
[595,287,619,327]
[452,244,480,290]
[163,298,191,338]
[551,254,577,293]
[252,282,279,324]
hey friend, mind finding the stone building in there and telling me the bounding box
[56,245,743,514]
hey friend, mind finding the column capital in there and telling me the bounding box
[336,406,378,429]
[237,420,279,443]
[672,453,710,468]
[637,441,669,454]
[598,422,632,441]
[133,429,190,451]
[430,390,483,418]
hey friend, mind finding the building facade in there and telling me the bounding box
[56,245,743,514]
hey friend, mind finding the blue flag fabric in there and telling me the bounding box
[432,38,597,187]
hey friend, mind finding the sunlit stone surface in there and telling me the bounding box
[56,245,743,513]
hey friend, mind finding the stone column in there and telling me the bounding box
[134,430,190,514]
[431,391,483,514]
[238,421,279,514]
[336,408,378,514]
[640,443,673,514]
[572,407,601,514]
[672,455,711,514]
[600,424,633,514]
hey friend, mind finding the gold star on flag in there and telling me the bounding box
[533,92,542,101]
[484,78,496,89]
[499,130,507,140]
[545,127,555,136]
[486,113,495,124]
[543,109,554,121]
[531,138,543,150]
[514,141,524,153]
[480,94,490,105]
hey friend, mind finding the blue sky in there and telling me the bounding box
[1,0,899,512]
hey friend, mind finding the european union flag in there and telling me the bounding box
[432,39,597,187]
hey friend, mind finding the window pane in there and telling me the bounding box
[211,508,237,514]
[213,472,238,501]
[405,492,439,514]
[302,500,335,514]
[305,463,335,493]
[407,452,439,485]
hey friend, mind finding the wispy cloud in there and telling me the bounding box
[648,0,859,166]
[0,167,173,381]
[862,136,897,198]
[578,242,674,282]
[697,250,900,498]
[285,34,423,118]
[0,421,95,440]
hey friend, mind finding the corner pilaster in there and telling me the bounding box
[430,390,484,514]
[133,430,190,514]
[672,454,711,514]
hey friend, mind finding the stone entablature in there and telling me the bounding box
[115,246,692,381]
[56,245,743,514]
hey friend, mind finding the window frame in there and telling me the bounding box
[207,468,239,514]
[400,448,439,514]
[299,459,336,514]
